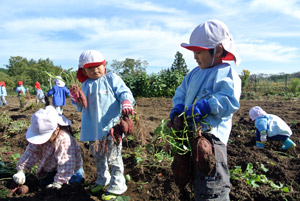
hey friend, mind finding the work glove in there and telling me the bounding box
[169,104,185,120]
[69,168,84,184]
[46,182,62,189]
[13,170,26,185]
[185,99,210,123]
[260,131,267,142]
[121,100,134,116]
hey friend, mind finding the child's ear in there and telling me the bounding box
[215,44,224,57]
[104,63,107,73]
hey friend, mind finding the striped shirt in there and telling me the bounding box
[16,130,82,184]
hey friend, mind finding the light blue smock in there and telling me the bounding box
[0,86,7,96]
[16,86,26,97]
[255,114,292,137]
[172,63,241,145]
[36,89,45,100]
[73,72,135,142]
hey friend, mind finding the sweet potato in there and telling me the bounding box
[123,115,134,135]
[191,135,216,175]
[171,153,192,190]
[69,84,87,108]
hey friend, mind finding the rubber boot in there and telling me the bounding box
[282,138,296,151]
[256,141,264,148]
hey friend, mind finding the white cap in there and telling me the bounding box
[78,50,106,69]
[249,106,268,121]
[53,76,65,87]
[26,106,71,144]
[181,19,241,65]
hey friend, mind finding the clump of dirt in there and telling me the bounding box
[0,96,299,201]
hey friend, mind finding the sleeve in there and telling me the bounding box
[16,144,42,172]
[109,73,135,106]
[54,133,77,184]
[64,87,70,97]
[207,67,241,118]
[47,87,55,97]
[16,87,19,93]
[255,117,268,132]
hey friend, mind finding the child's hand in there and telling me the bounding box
[169,104,185,120]
[121,100,134,115]
[185,99,210,122]
[13,170,26,185]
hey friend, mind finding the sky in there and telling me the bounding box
[1,0,300,76]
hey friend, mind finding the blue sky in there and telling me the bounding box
[1,0,300,75]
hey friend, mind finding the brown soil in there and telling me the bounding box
[0,96,299,201]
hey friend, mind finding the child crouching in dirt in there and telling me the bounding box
[12,106,84,190]
[169,19,241,200]
[249,106,296,150]
[70,50,135,201]
[35,82,46,104]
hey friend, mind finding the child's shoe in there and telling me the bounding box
[90,184,106,194]
[282,138,296,151]
[256,141,264,148]
[101,192,117,201]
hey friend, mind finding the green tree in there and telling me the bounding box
[170,51,189,76]
[240,69,251,89]
[110,58,147,77]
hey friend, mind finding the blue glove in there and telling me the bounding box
[69,167,84,184]
[169,104,185,120]
[185,99,210,122]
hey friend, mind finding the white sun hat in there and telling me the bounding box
[78,50,106,69]
[249,106,268,121]
[181,19,241,65]
[53,76,65,87]
[26,106,72,144]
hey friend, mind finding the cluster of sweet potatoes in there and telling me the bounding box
[110,115,134,146]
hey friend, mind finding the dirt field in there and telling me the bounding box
[0,96,299,201]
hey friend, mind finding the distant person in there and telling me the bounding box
[35,82,46,104]
[169,19,241,200]
[249,106,296,150]
[71,50,135,201]
[16,80,26,108]
[46,76,70,114]
[0,81,8,106]
[12,106,84,189]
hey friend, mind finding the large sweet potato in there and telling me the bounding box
[69,84,87,108]
[191,135,216,175]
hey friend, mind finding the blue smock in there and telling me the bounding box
[73,72,135,141]
[47,85,70,106]
[172,63,241,145]
[16,86,26,97]
[255,114,292,137]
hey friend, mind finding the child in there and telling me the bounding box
[249,106,296,150]
[169,19,241,200]
[0,81,8,106]
[46,76,70,114]
[71,50,135,201]
[35,82,46,104]
[16,81,26,108]
[12,106,84,189]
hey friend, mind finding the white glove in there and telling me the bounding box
[46,182,62,189]
[13,170,26,185]
[260,131,267,142]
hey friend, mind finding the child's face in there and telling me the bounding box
[193,50,214,69]
[83,64,106,79]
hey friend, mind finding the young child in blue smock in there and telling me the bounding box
[169,19,241,200]
[47,76,70,114]
[16,80,27,108]
[70,50,135,201]
[0,81,8,106]
[249,106,296,150]
[35,82,46,104]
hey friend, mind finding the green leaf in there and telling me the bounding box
[282,187,289,193]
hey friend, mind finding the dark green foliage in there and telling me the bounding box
[170,51,189,76]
